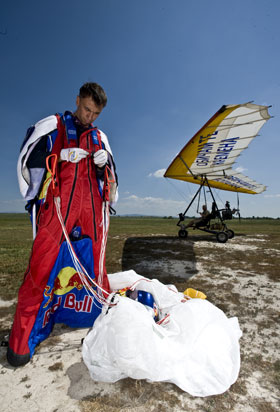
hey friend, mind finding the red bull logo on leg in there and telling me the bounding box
[54,266,84,295]
[43,285,55,308]
[43,297,62,327]
[42,266,94,329]
[43,266,85,309]
[42,294,94,328]
[64,293,93,313]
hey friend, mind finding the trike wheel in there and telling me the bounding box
[226,229,234,239]
[216,231,228,243]
[178,229,188,239]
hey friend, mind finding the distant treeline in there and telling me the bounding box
[112,215,280,220]
[162,216,280,220]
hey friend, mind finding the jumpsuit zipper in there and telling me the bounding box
[59,162,79,244]
[87,134,97,241]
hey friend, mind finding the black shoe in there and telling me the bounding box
[7,346,30,367]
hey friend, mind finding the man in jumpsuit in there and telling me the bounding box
[7,82,118,367]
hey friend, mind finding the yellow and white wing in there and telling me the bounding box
[164,103,271,194]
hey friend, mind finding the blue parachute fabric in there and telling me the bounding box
[46,129,58,151]
[28,237,102,356]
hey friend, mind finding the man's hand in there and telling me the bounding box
[93,149,108,168]
[60,148,89,163]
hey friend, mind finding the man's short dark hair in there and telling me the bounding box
[79,82,107,107]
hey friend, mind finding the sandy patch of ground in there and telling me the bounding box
[0,298,16,307]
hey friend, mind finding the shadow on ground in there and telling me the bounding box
[121,236,200,285]
[67,361,184,410]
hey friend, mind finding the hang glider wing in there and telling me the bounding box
[164,103,271,194]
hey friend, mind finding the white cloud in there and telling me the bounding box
[116,194,187,216]
[234,166,247,173]
[148,169,166,178]
[115,191,280,218]
[264,194,280,198]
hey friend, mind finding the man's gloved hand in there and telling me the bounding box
[93,149,108,168]
[60,148,89,163]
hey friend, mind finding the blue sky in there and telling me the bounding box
[1,0,279,217]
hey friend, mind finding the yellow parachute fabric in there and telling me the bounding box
[164,103,271,194]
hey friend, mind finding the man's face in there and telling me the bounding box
[75,96,103,126]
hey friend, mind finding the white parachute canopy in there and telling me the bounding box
[82,270,242,397]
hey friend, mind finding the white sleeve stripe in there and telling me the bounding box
[17,115,58,198]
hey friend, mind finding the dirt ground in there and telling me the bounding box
[0,231,279,412]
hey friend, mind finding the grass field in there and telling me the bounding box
[1,214,278,299]
[0,214,279,411]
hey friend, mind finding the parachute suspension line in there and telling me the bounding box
[98,164,116,295]
[98,200,109,297]
[32,203,37,240]
[45,155,114,309]
[54,198,108,309]
[96,130,113,294]
[121,277,162,311]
